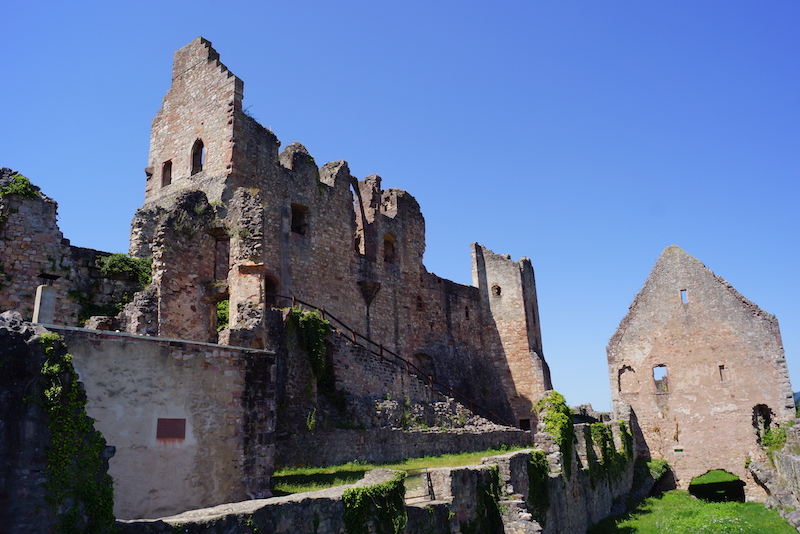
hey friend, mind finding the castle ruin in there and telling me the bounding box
[607,245,795,499]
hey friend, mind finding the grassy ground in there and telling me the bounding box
[588,490,795,534]
[272,445,527,495]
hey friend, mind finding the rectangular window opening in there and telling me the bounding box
[653,365,669,393]
[519,419,531,431]
[291,204,310,235]
[680,289,688,303]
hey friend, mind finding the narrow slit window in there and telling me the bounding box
[680,289,688,303]
[653,365,669,393]
[465,306,470,320]
[719,364,729,382]
[161,160,172,187]
[383,233,397,263]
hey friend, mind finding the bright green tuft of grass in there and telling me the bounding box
[588,490,796,534]
[690,469,741,485]
[273,445,528,495]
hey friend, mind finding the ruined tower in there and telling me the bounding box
[607,245,794,499]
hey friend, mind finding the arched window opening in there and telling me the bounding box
[383,233,397,263]
[653,365,668,393]
[161,160,172,187]
[752,404,774,444]
[491,284,502,297]
[688,470,745,502]
[191,139,205,175]
[618,365,635,392]
[291,204,310,235]
[265,276,279,307]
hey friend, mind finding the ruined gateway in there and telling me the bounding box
[607,245,795,500]
[0,37,795,528]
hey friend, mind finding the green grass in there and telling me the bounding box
[273,445,528,495]
[690,469,741,485]
[588,490,796,534]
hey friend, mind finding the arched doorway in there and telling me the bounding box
[688,470,745,502]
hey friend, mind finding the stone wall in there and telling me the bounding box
[607,245,794,499]
[47,325,277,520]
[0,169,143,327]
[117,443,637,533]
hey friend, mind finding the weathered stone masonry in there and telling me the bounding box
[123,37,552,429]
[607,245,794,499]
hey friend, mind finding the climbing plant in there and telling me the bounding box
[528,450,550,527]
[535,390,575,479]
[37,333,115,533]
[342,471,407,534]
[460,465,503,534]
[286,306,335,394]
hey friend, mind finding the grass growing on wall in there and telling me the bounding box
[343,471,407,534]
[273,445,528,495]
[587,490,795,534]
[0,174,40,199]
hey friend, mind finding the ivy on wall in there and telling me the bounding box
[586,420,635,486]
[535,391,575,479]
[37,332,115,533]
[527,450,550,527]
[342,471,407,534]
[460,465,503,534]
[286,307,335,395]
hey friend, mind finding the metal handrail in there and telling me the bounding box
[266,292,515,427]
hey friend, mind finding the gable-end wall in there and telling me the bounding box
[607,246,794,499]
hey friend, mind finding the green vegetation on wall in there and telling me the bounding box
[286,307,335,394]
[0,174,40,200]
[216,300,229,332]
[68,253,152,325]
[586,421,633,485]
[37,332,115,533]
[342,471,407,534]
[527,449,550,527]
[460,465,503,534]
[535,390,574,478]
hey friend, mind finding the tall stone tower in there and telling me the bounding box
[607,245,794,500]
[472,244,552,428]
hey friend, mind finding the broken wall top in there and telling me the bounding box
[607,245,782,362]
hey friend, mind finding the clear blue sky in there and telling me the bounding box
[3,1,798,411]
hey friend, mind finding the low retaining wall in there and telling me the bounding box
[276,427,534,468]
[118,445,637,534]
